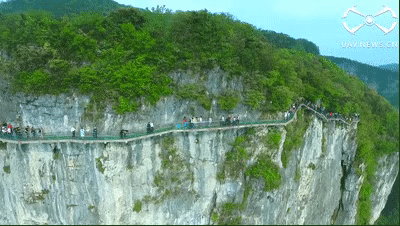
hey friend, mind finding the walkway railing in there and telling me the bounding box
[0,103,358,143]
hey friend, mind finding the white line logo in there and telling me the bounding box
[342,5,398,35]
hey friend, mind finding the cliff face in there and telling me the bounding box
[0,116,398,224]
[0,70,398,225]
[0,68,260,135]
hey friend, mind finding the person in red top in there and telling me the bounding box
[183,116,187,128]
[330,112,332,117]
[7,124,12,134]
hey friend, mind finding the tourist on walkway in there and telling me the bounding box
[7,124,12,135]
[1,124,6,136]
[120,129,128,139]
[183,117,187,128]
[189,118,193,129]
[71,127,76,138]
[147,122,151,134]
[38,128,43,138]
[150,122,154,133]
[31,127,36,139]
[80,127,85,138]
[16,127,22,140]
[25,126,30,138]
[93,127,97,139]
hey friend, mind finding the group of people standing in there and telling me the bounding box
[70,127,98,139]
[0,122,42,139]
[146,122,154,134]
[302,101,360,123]
[220,115,240,126]
[182,116,211,129]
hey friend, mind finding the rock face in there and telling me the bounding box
[0,68,260,135]
[0,70,398,224]
[0,116,398,224]
[369,153,399,224]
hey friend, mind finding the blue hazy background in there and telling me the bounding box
[115,0,399,67]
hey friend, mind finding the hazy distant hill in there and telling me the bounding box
[325,56,399,108]
[0,0,130,17]
[379,63,399,72]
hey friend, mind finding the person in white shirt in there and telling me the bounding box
[150,122,154,133]
[71,127,76,138]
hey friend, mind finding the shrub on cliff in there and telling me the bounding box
[246,153,281,191]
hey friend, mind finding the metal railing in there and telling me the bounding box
[0,103,358,143]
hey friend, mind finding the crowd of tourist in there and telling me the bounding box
[301,101,360,123]
[0,122,43,139]
[0,100,360,141]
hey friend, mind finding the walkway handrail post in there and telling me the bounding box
[0,102,358,143]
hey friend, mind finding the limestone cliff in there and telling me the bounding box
[0,69,398,225]
[0,116,398,224]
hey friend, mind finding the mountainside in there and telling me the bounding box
[0,73,398,225]
[0,0,128,17]
[259,30,320,55]
[0,4,398,225]
[379,63,399,72]
[325,56,399,108]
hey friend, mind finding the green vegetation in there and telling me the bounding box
[126,163,134,171]
[0,4,398,223]
[294,166,301,182]
[176,84,211,110]
[26,189,50,203]
[0,141,6,149]
[282,110,311,168]
[0,0,128,18]
[326,56,399,108]
[133,200,142,213]
[53,147,61,160]
[246,153,281,191]
[321,133,326,156]
[95,157,105,174]
[260,30,319,55]
[88,205,95,211]
[263,128,281,149]
[211,212,219,222]
[358,181,373,225]
[151,135,194,203]
[3,165,10,174]
[218,89,240,111]
[308,163,316,170]
[215,131,256,224]
[217,129,254,181]
[217,202,243,225]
